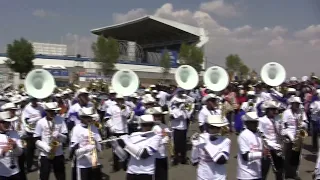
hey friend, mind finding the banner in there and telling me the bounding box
[45,69,69,77]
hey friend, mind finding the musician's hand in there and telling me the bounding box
[262,148,269,156]
[1,145,12,156]
[52,131,59,138]
[8,139,16,149]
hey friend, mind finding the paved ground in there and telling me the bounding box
[26,122,317,180]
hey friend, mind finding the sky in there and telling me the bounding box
[1,0,320,77]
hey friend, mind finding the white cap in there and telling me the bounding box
[288,96,302,104]
[242,112,259,122]
[145,107,168,115]
[207,115,229,127]
[139,114,155,123]
[0,111,17,122]
[43,102,61,111]
[78,107,98,118]
[1,103,18,110]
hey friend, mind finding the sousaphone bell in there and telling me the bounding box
[111,69,140,96]
[175,65,199,90]
[260,62,286,87]
[203,66,229,92]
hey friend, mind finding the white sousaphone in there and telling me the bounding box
[203,66,229,92]
[175,65,199,90]
[260,62,286,87]
[111,69,140,96]
[23,69,56,133]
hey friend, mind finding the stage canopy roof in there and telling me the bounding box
[90,16,204,48]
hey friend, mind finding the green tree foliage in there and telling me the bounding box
[5,38,35,78]
[92,36,120,76]
[159,50,171,79]
[225,54,250,80]
[179,43,204,72]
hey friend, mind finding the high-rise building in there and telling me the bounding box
[32,42,67,56]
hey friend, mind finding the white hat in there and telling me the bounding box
[0,111,17,122]
[43,102,61,111]
[9,96,23,104]
[76,88,89,97]
[302,76,309,82]
[290,76,297,81]
[288,96,302,104]
[263,100,280,109]
[54,93,63,98]
[207,115,229,127]
[247,91,255,96]
[145,107,168,115]
[287,88,296,93]
[242,112,259,122]
[1,103,18,110]
[78,107,98,118]
[130,93,139,98]
[201,93,218,104]
[141,96,156,104]
[152,90,158,94]
[139,114,155,123]
[150,85,156,88]
[115,94,124,99]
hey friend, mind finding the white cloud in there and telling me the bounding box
[32,9,59,18]
[199,0,239,18]
[78,1,320,76]
[113,8,147,24]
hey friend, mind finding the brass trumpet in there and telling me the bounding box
[221,126,230,136]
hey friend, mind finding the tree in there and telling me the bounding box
[5,38,35,79]
[179,43,204,73]
[225,54,251,80]
[159,50,171,79]
[92,36,120,76]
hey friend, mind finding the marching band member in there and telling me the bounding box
[1,102,27,180]
[314,145,320,180]
[258,100,283,180]
[70,107,102,180]
[105,94,131,172]
[237,112,263,180]
[67,88,91,131]
[34,102,68,180]
[234,91,256,133]
[170,98,192,165]
[114,114,163,180]
[191,114,231,180]
[145,107,170,180]
[198,94,221,133]
[0,111,23,180]
[281,96,307,180]
[21,97,45,172]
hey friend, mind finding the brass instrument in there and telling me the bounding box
[47,120,60,160]
[292,113,308,151]
[163,130,174,157]
[257,130,277,173]
[88,124,98,168]
[6,133,16,169]
[93,121,103,130]
[220,100,230,136]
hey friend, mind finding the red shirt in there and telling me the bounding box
[237,96,247,106]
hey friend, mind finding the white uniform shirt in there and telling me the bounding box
[156,91,169,107]
[70,124,102,168]
[106,104,130,133]
[102,99,116,112]
[0,131,23,177]
[191,134,231,180]
[22,103,44,132]
[67,103,93,125]
[34,116,68,157]
[155,123,170,159]
[126,132,162,175]
[237,129,262,179]
[258,116,281,149]
[198,106,224,126]
[282,109,307,139]
[170,107,191,130]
